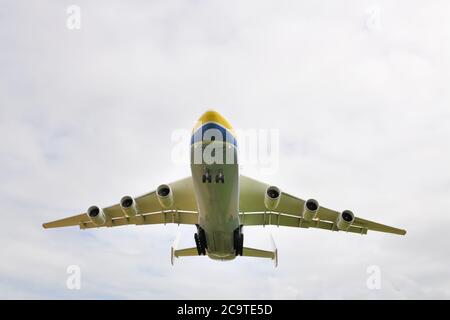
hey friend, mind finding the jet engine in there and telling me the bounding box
[336,210,355,230]
[302,199,319,221]
[87,205,106,226]
[120,196,140,217]
[156,184,174,209]
[264,186,281,211]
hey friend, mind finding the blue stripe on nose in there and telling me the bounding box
[191,122,237,147]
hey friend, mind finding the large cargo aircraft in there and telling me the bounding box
[43,110,406,266]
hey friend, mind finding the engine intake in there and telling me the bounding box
[120,196,140,217]
[336,210,355,230]
[87,205,106,226]
[157,184,174,209]
[264,186,281,211]
[302,199,319,221]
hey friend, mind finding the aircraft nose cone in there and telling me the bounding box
[196,109,233,130]
[198,109,223,122]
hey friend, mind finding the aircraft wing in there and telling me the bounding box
[239,175,406,236]
[43,177,198,229]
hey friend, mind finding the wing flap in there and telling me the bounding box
[44,210,198,230]
[240,213,368,235]
[79,211,198,229]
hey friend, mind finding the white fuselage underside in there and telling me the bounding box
[190,141,240,261]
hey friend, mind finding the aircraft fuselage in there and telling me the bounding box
[190,120,241,261]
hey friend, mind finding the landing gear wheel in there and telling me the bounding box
[202,169,212,183]
[237,233,244,256]
[199,229,207,250]
[194,225,207,255]
[194,233,202,255]
[234,226,244,256]
[194,233,206,255]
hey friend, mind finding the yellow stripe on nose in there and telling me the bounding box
[193,110,235,133]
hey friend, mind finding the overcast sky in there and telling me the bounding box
[1,0,450,299]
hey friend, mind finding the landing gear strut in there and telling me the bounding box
[234,225,244,256]
[194,224,207,255]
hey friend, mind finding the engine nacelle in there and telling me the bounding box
[336,210,355,230]
[157,184,174,209]
[302,199,319,221]
[264,186,281,211]
[120,196,140,217]
[87,205,106,226]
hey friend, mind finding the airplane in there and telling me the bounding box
[43,110,406,266]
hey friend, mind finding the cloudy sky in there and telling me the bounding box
[1,0,450,299]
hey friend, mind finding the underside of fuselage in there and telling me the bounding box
[190,138,241,260]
